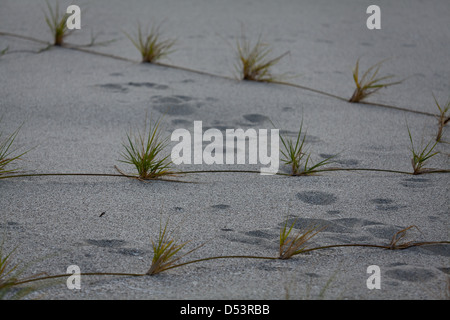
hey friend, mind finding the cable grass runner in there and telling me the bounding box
[0,30,439,118]
[387,225,420,250]
[349,58,403,103]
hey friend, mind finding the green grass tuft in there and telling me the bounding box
[433,93,450,142]
[146,219,201,275]
[407,125,439,175]
[349,58,402,103]
[0,242,20,299]
[0,122,28,176]
[279,119,335,175]
[235,34,289,82]
[125,23,176,63]
[388,225,420,250]
[0,238,40,300]
[43,0,73,46]
[118,116,173,180]
[279,219,324,260]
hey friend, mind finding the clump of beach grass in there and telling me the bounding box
[433,93,450,142]
[407,126,439,175]
[117,116,174,180]
[125,23,176,63]
[279,218,324,260]
[0,242,21,299]
[349,58,402,103]
[43,0,73,46]
[279,119,335,175]
[0,238,42,300]
[146,219,201,276]
[235,34,289,82]
[0,122,28,176]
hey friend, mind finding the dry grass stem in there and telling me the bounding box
[388,225,420,249]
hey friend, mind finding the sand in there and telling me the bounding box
[0,0,449,300]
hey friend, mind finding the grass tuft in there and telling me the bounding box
[279,119,335,175]
[235,34,289,82]
[279,219,324,260]
[125,23,176,63]
[0,238,41,300]
[433,93,450,142]
[0,122,28,176]
[118,116,173,180]
[43,0,73,46]
[407,125,439,175]
[146,219,201,275]
[349,58,403,103]
[0,242,20,299]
